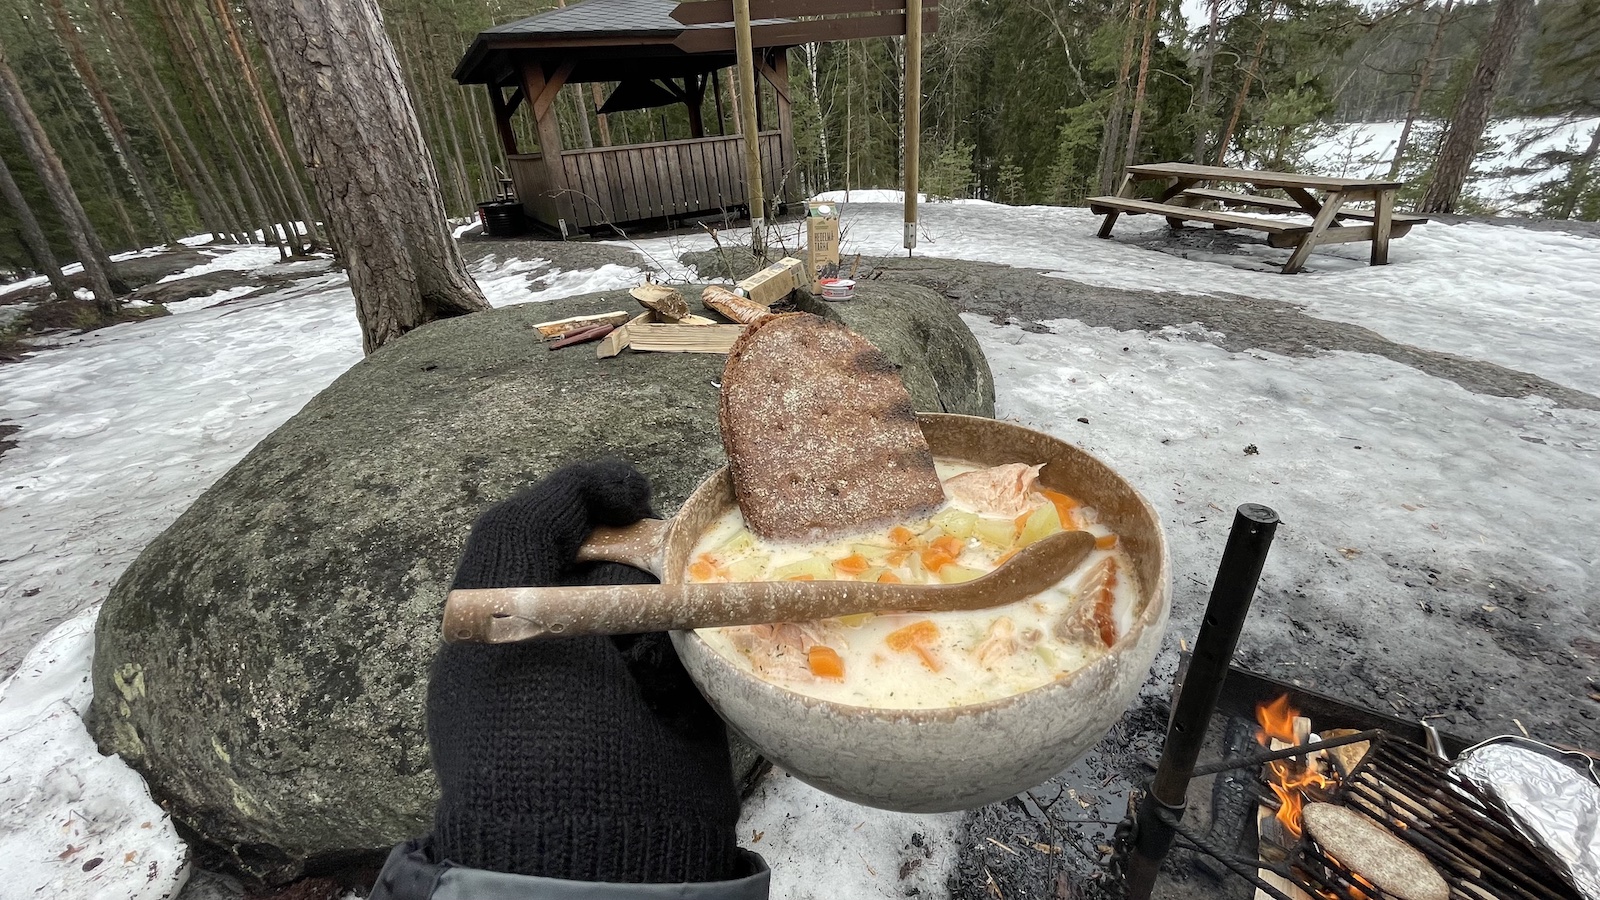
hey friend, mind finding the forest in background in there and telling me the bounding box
[1,0,1598,279]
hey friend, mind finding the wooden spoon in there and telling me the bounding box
[443,529,1097,643]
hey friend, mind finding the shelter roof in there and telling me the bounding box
[453,0,789,86]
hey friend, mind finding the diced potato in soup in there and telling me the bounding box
[688,461,1143,709]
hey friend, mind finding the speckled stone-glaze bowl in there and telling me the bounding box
[664,414,1172,812]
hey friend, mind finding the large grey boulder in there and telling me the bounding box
[88,282,993,879]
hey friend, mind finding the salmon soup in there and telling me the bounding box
[687,461,1143,709]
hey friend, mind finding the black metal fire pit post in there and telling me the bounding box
[1124,503,1280,900]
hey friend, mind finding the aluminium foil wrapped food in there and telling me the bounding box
[1453,736,1600,900]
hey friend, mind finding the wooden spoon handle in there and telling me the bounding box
[442,530,1096,642]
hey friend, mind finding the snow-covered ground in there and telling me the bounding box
[1306,116,1600,214]
[2,199,1597,899]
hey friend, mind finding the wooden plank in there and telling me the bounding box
[664,144,685,215]
[1181,188,1428,225]
[673,10,940,53]
[627,323,745,353]
[1371,188,1394,266]
[1087,196,1311,235]
[531,310,632,339]
[672,0,937,26]
[1282,191,1346,274]
[1127,162,1402,192]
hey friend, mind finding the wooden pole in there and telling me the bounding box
[903,0,922,252]
[734,0,765,254]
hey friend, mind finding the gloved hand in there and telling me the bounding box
[424,458,742,884]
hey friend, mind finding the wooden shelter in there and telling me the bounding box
[455,0,937,236]
[454,0,801,235]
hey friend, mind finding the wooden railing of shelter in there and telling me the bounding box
[508,130,794,233]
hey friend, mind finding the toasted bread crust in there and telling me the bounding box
[719,313,946,542]
[1302,803,1449,900]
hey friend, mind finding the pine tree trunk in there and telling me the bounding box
[1192,0,1221,162]
[240,0,489,353]
[43,0,174,246]
[1420,0,1533,213]
[1215,3,1275,167]
[1095,0,1141,194]
[1390,0,1455,178]
[1558,121,1600,219]
[1122,0,1162,170]
[209,0,323,249]
[591,83,612,146]
[0,153,74,303]
[0,45,121,311]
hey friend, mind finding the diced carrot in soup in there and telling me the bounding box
[1093,558,1119,647]
[877,570,902,584]
[1041,489,1079,526]
[688,558,720,581]
[834,553,872,575]
[930,534,965,558]
[888,525,919,547]
[912,644,943,672]
[886,619,939,650]
[887,549,911,566]
[1095,534,1119,550]
[920,547,956,572]
[808,646,845,680]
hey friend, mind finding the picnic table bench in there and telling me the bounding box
[1088,163,1428,274]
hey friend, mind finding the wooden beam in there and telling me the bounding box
[685,74,706,138]
[734,0,764,253]
[904,0,922,251]
[521,61,571,227]
[755,53,790,104]
[673,10,939,52]
[533,59,576,120]
[487,84,519,155]
[672,0,938,26]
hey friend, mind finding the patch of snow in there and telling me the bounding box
[73,288,95,302]
[0,607,189,900]
[160,285,262,316]
[453,220,483,239]
[738,770,961,899]
[153,245,289,285]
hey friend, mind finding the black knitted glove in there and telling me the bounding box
[425,458,742,883]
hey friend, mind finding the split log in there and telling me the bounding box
[629,284,689,321]
[532,311,631,340]
[627,323,744,353]
[702,285,775,325]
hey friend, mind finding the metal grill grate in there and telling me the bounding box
[1284,735,1580,900]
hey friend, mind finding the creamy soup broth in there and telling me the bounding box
[687,461,1143,709]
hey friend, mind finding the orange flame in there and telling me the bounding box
[1256,694,1336,839]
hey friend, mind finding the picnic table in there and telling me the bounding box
[1088,163,1427,274]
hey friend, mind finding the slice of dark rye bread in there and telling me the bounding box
[1301,803,1449,900]
[719,313,947,542]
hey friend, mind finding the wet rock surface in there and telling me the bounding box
[87,282,992,881]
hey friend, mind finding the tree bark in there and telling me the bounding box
[240,0,489,353]
[1192,0,1221,162]
[1095,0,1141,194]
[1389,0,1456,179]
[0,44,121,311]
[0,154,74,303]
[208,0,323,249]
[1420,0,1534,213]
[1122,0,1163,171]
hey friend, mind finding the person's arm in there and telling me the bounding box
[370,459,769,900]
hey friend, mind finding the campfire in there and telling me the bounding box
[1241,693,1581,900]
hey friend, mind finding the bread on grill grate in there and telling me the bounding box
[1302,802,1449,900]
[718,312,946,542]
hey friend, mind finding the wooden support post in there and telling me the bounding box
[1371,188,1394,266]
[733,0,765,253]
[522,60,573,235]
[1282,190,1344,274]
[487,84,519,156]
[591,83,612,146]
[903,0,922,252]
[685,75,706,138]
[712,68,727,135]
